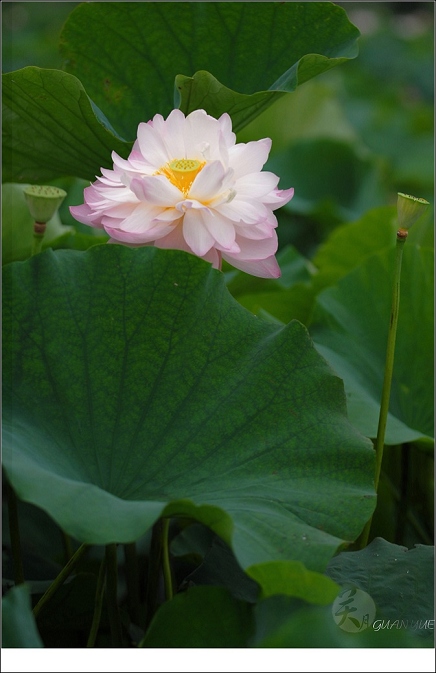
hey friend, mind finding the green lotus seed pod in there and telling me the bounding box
[397,192,429,231]
[23,185,67,224]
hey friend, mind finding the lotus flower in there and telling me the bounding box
[70,109,294,278]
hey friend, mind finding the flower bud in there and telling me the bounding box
[24,185,67,224]
[397,192,429,231]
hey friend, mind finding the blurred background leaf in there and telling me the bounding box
[251,595,431,648]
[2,584,43,648]
[2,2,80,72]
[310,244,434,445]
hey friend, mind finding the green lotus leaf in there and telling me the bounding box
[140,586,254,648]
[2,67,131,183]
[247,560,339,604]
[3,246,375,571]
[60,2,360,139]
[326,537,434,641]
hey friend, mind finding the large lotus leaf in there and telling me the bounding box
[3,246,375,571]
[175,71,287,135]
[2,67,132,183]
[311,244,434,445]
[140,586,254,648]
[59,2,359,139]
[246,560,339,604]
[142,586,428,648]
[235,283,316,327]
[4,3,359,184]
[326,538,434,640]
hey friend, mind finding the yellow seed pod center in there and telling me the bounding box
[161,158,205,195]
[170,159,200,172]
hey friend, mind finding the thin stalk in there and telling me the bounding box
[124,542,141,626]
[7,483,25,585]
[358,231,407,549]
[31,234,45,256]
[374,235,406,490]
[33,543,88,618]
[31,223,46,256]
[87,556,107,648]
[105,544,123,647]
[144,520,163,629]
[395,443,410,544]
[61,531,73,563]
[383,471,433,545]
[162,518,173,601]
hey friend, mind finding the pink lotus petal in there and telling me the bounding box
[189,161,226,201]
[70,203,104,227]
[151,209,184,223]
[137,121,171,168]
[115,203,163,233]
[201,246,222,269]
[232,231,278,260]
[175,198,212,214]
[218,113,236,148]
[184,110,222,160]
[228,139,272,179]
[216,197,270,224]
[263,187,295,209]
[201,210,239,253]
[234,220,276,240]
[161,109,187,159]
[155,227,222,269]
[222,253,281,279]
[235,172,279,198]
[153,224,192,252]
[104,222,175,245]
[86,183,135,205]
[103,202,145,219]
[131,175,182,206]
[182,208,215,256]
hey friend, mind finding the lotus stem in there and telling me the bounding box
[162,518,173,601]
[144,520,163,629]
[33,542,88,618]
[87,555,107,647]
[124,542,141,626]
[105,544,123,647]
[358,230,407,548]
